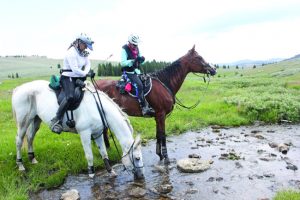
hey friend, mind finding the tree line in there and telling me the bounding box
[97,60,170,76]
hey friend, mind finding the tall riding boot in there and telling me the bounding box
[140,98,155,117]
[50,98,69,134]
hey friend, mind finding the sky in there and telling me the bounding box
[1,0,300,63]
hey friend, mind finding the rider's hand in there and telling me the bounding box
[87,69,96,79]
[137,56,145,63]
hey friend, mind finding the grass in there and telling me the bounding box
[0,57,300,199]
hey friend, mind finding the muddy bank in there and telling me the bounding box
[31,124,300,200]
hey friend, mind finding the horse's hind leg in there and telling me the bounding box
[16,118,33,171]
[93,133,116,176]
[27,116,41,164]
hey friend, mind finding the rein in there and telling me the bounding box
[89,78,122,158]
[89,78,140,173]
[175,73,211,109]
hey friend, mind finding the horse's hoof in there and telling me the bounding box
[159,155,164,160]
[31,158,38,164]
[109,170,117,177]
[18,164,26,171]
[164,158,170,165]
[88,173,95,178]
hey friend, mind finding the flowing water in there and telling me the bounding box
[31,124,300,200]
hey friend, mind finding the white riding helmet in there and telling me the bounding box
[77,33,94,50]
[128,34,140,45]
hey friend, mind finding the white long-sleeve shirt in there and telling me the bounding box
[61,46,91,77]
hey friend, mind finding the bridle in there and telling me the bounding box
[121,139,144,174]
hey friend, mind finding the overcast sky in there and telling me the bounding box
[1,0,300,63]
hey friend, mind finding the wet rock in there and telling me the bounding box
[185,189,198,194]
[188,154,201,158]
[128,187,146,198]
[251,130,262,134]
[278,143,289,154]
[235,162,243,168]
[286,164,298,171]
[207,177,215,182]
[212,129,220,133]
[254,134,265,139]
[219,152,241,160]
[268,142,278,148]
[263,173,275,178]
[60,189,80,200]
[177,158,211,173]
[158,184,173,194]
[257,149,266,154]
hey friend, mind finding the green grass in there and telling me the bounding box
[273,190,300,200]
[0,57,300,199]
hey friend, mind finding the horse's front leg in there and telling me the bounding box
[155,113,169,163]
[92,133,117,177]
[79,131,95,178]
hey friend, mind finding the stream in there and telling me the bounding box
[31,124,300,200]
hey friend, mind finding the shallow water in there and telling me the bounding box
[31,124,300,200]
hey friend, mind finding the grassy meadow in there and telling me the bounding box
[0,57,300,199]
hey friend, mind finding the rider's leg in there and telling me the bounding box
[50,76,74,134]
[126,73,154,116]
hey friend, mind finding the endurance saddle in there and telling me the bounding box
[116,73,152,97]
[48,75,85,128]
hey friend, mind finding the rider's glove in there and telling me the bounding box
[87,69,95,79]
[137,56,145,64]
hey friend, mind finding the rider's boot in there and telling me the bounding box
[50,98,69,134]
[141,99,155,117]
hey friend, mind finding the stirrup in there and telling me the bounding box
[50,119,63,134]
[142,107,155,117]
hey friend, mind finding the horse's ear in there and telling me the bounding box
[189,45,196,54]
[191,45,195,52]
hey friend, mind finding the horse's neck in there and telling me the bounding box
[156,60,189,95]
[98,92,135,154]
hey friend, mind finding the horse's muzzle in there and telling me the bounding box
[134,168,145,180]
[208,65,217,76]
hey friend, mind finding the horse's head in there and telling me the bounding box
[121,134,144,180]
[183,45,216,76]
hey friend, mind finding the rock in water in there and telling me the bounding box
[177,158,211,173]
[60,189,80,200]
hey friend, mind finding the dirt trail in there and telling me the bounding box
[31,124,300,200]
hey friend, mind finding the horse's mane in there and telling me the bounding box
[150,60,182,93]
[85,81,134,134]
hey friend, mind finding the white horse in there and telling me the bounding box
[12,80,144,179]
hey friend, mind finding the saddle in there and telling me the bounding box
[116,74,152,97]
[49,75,85,128]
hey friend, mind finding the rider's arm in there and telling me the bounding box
[66,49,88,77]
[121,48,134,67]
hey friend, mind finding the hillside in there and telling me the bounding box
[0,56,105,81]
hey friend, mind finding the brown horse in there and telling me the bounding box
[95,45,216,162]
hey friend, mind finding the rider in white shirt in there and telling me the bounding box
[50,33,95,134]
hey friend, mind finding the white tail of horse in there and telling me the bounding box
[12,80,144,179]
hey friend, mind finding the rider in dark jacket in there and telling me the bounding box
[121,34,154,116]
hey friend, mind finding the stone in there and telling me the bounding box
[60,189,80,200]
[128,187,146,198]
[177,158,211,173]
